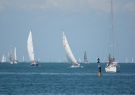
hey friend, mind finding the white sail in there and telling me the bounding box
[1,55,6,63]
[14,47,17,61]
[13,47,18,64]
[63,32,80,67]
[27,30,36,65]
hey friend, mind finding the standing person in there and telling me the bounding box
[97,58,102,77]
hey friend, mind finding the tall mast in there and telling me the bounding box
[111,0,115,58]
[14,47,17,60]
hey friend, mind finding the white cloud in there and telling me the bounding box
[0,0,135,13]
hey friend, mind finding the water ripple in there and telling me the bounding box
[0,72,135,76]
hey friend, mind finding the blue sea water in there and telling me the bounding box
[0,63,135,95]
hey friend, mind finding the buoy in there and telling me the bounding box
[97,58,102,77]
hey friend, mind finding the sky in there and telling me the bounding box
[0,0,135,62]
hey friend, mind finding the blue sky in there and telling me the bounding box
[0,0,135,62]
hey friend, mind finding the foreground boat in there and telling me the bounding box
[105,54,120,73]
[105,0,120,73]
[27,30,38,66]
[63,32,80,68]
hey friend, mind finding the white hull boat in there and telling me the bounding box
[105,62,120,73]
[105,0,120,73]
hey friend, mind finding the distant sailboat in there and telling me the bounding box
[63,32,80,68]
[9,47,18,64]
[27,30,38,66]
[84,51,88,63]
[1,55,6,63]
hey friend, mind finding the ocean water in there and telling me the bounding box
[0,63,135,95]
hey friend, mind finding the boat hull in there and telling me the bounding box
[105,65,120,73]
[70,64,82,68]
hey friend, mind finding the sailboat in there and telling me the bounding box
[84,51,89,63]
[63,32,80,68]
[1,55,6,63]
[9,47,18,64]
[105,0,120,73]
[27,30,38,66]
[105,54,120,72]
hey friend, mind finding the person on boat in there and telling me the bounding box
[97,58,102,77]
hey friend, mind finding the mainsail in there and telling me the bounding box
[63,32,79,66]
[27,30,36,65]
